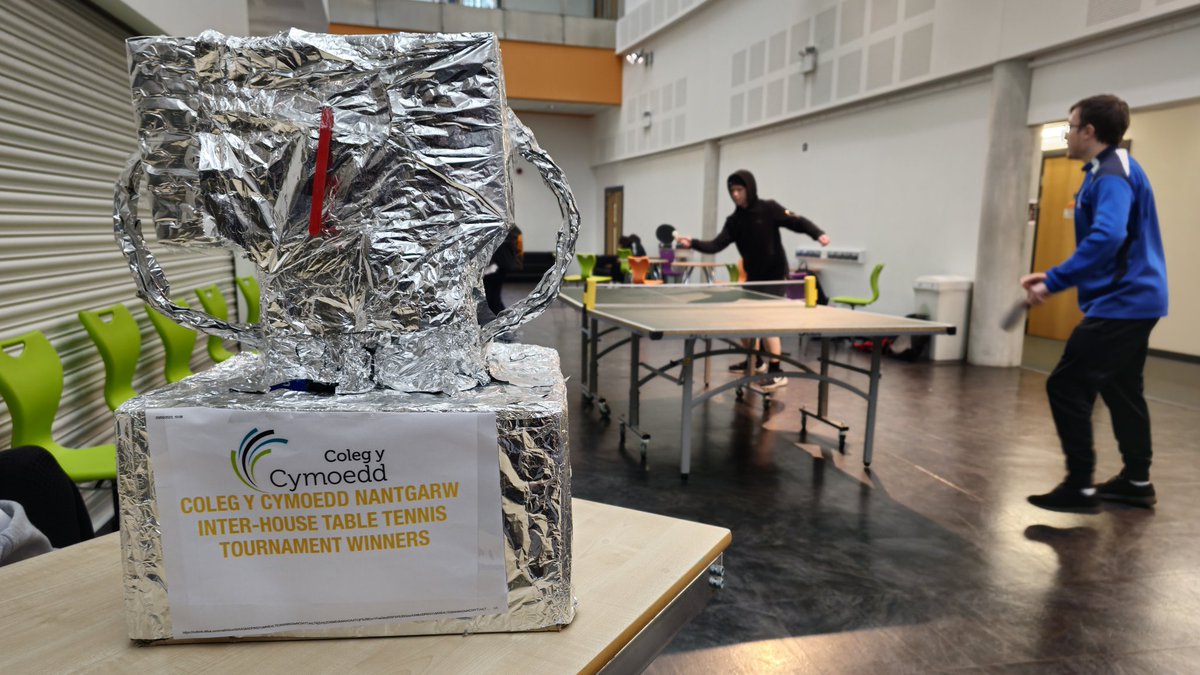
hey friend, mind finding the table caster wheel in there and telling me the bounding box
[735,386,744,401]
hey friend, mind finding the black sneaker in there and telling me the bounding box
[1096,475,1156,507]
[729,359,766,374]
[1027,482,1099,513]
[755,375,788,392]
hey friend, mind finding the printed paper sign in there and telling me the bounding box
[146,408,507,637]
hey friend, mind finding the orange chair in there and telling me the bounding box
[628,256,663,285]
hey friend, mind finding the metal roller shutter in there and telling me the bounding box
[0,0,237,462]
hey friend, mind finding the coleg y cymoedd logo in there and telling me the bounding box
[230,427,288,492]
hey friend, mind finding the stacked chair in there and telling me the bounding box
[78,304,141,411]
[616,247,633,282]
[235,275,260,324]
[563,253,613,285]
[194,284,236,362]
[657,247,686,283]
[0,332,117,488]
[144,299,197,383]
[627,256,663,285]
[1,280,253,533]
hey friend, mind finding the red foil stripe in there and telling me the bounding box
[309,106,334,237]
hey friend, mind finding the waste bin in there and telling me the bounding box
[913,275,972,361]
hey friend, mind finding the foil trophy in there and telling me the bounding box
[115,30,579,394]
[113,30,577,642]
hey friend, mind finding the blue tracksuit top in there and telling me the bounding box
[1044,145,1169,319]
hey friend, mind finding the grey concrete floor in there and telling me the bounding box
[509,286,1200,674]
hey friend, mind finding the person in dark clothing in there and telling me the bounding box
[677,169,830,389]
[1022,94,1168,513]
[0,445,94,551]
[618,234,647,257]
[483,224,523,316]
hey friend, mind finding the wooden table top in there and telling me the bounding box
[0,499,730,674]
[670,261,726,268]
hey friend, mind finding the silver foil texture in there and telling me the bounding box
[113,30,580,393]
[117,343,573,641]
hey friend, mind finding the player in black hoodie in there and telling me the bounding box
[678,169,830,390]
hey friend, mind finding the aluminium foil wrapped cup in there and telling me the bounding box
[115,30,580,394]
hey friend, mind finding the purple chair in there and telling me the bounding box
[658,247,686,282]
[786,271,809,300]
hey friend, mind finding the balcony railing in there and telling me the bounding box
[408,0,618,20]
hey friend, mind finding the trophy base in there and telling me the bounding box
[116,343,573,642]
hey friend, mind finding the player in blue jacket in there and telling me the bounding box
[1022,94,1169,512]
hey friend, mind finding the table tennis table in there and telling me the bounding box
[559,283,955,479]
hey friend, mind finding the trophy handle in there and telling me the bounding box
[113,151,259,347]
[481,110,581,343]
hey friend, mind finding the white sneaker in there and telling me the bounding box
[756,375,788,391]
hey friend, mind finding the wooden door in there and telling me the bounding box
[1027,155,1085,340]
[604,187,623,255]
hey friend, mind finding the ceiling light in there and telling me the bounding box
[625,49,653,66]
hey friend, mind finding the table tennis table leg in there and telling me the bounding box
[589,316,609,415]
[628,335,640,428]
[579,308,589,389]
[703,339,712,388]
[818,338,831,418]
[620,335,651,464]
[798,337,850,454]
[679,338,696,481]
[862,340,883,468]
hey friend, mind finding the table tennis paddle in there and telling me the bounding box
[1000,298,1029,330]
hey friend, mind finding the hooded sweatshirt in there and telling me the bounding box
[689,170,824,281]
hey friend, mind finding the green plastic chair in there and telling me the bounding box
[830,263,885,310]
[194,285,236,362]
[145,299,197,383]
[235,275,261,324]
[78,304,140,411]
[0,331,116,482]
[563,253,613,285]
[617,247,633,280]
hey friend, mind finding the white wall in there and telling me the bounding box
[90,0,250,35]
[1124,103,1199,356]
[592,144,707,257]
[601,0,1200,165]
[1027,19,1200,125]
[512,112,600,257]
[718,80,992,318]
[1000,0,1198,60]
